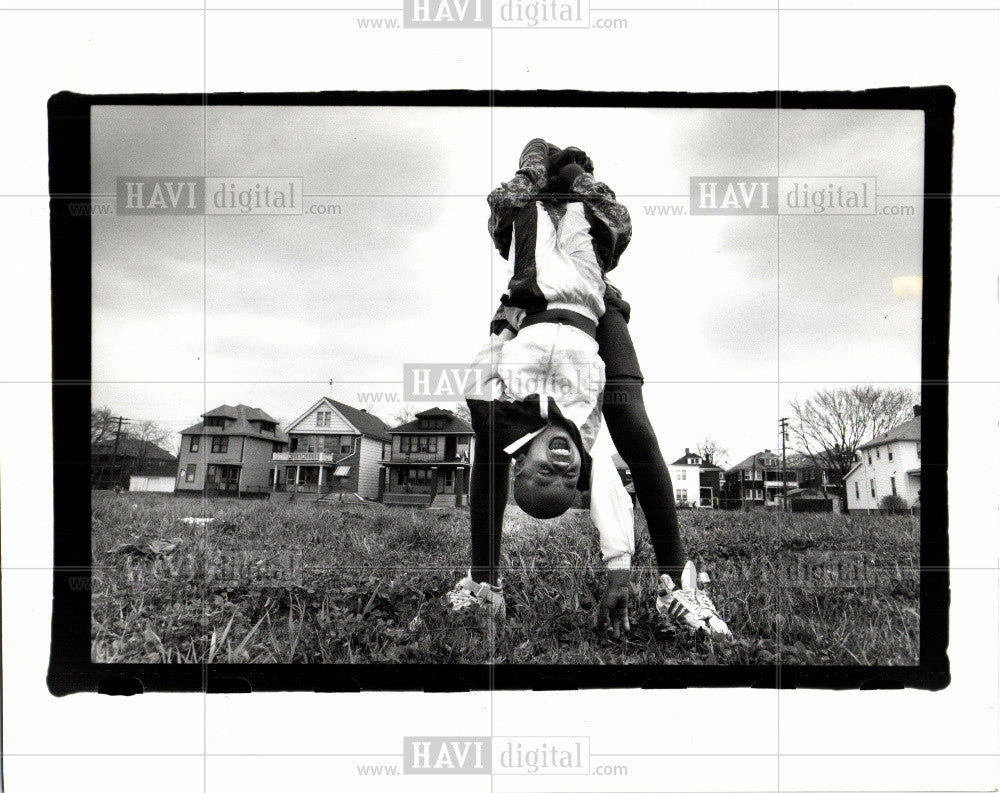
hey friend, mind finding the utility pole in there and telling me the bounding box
[108,416,129,490]
[779,417,789,510]
[97,416,129,489]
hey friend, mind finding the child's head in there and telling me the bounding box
[511,424,583,519]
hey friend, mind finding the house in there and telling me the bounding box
[698,460,726,509]
[176,405,288,497]
[722,449,800,508]
[613,447,709,508]
[844,410,921,514]
[669,449,707,508]
[92,438,177,491]
[380,407,474,507]
[271,397,391,500]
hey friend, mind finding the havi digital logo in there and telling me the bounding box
[403,0,490,27]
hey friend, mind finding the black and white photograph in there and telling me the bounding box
[2,4,999,793]
[46,89,948,683]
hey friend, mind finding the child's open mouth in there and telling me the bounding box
[548,436,572,465]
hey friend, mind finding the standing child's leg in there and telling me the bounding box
[596,290,685,582]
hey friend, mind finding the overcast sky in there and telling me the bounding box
[91,104,923,463]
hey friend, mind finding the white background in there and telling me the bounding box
[1,2,999,792]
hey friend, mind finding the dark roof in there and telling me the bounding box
[670,451,704,466]
[328,399,391,442]
[180,404,289,443]
[390,407,472,436]
[92,438,176,462]
[416,407,453,418]
[727,449,825,473]
[858,417,921,450]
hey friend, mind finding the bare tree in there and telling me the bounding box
[131,420,176,460]
[696,437,729,467]
[390,404,416,426]
[91,405,116,445]
[788,385,918,494]
[452,403,472,425]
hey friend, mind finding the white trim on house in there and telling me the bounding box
[284,397,360,436]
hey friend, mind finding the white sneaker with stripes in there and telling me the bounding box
[446,573,506,620]
[656,561,732,638]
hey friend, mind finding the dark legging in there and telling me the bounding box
[601,377,684,581]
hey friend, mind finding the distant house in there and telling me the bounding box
[271,397,391,500]
[176,405,288,496]
[844,411,921,514]
[380,407,474,507]
[722,449,799,508]
[92,438,176,491]
[669,449,706,508]
[613,447,710,508]
[698,459,726,509]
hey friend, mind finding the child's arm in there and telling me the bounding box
[487,138,550,259]
[589,427,636,573]
[589,426,635,635]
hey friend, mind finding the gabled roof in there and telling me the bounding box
[858,417,921,450]
[727,449,784,472]
[727,448,829,473]
[670,451,704,466]
[284,397,391,442]
[180,404,289,443]
[390,407,473,436]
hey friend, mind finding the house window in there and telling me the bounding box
[186,464,196,482]
[444,470,454,487]
[677,489,687,503]
[868,454,872,465]
[917,443,921,460]
[677,470,686,480]
[888,449,893,461]
[855,481,860,500]
[316,411,331,427]
[189,436,199,453]
[876,449,880,459]
[211,436,229,453]
[870,479,876,498]
[891,477,897,495]
[334,465,351,477]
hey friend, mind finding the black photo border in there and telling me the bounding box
[47,87,952,695]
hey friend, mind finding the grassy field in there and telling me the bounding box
[91,491,919,665]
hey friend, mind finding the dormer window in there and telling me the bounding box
[205,416,226,428]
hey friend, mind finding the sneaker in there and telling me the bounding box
[656,561,732,638]
[446,574,506,620]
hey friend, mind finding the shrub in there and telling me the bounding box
[879,494,909,514]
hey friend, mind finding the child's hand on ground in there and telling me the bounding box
[595,568,631,637]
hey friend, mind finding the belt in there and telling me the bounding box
[520,309,597,339]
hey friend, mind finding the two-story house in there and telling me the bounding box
[380,407,474,507]
[669,449,707,508]
[271,397,391,500]
[176,405,288,496]
[844,410,921,513]
[722,449,800,508]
